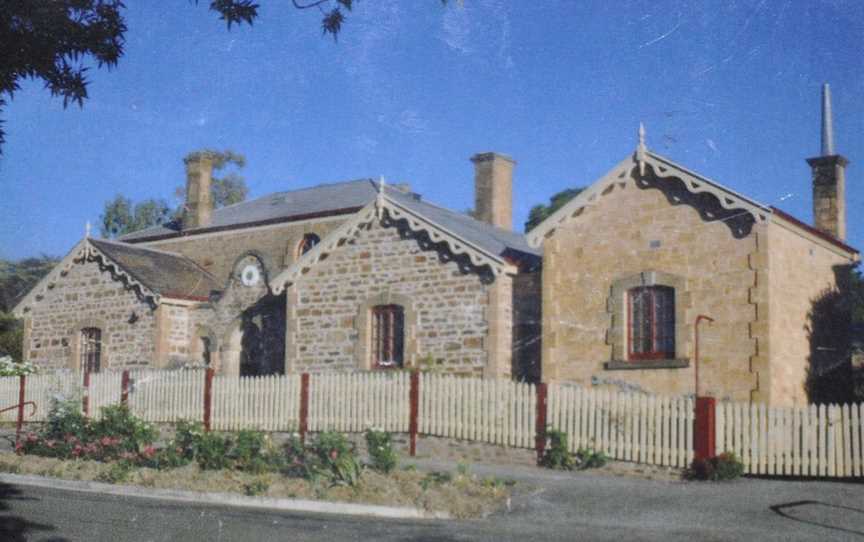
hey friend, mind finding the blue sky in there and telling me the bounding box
[1,0,862,259]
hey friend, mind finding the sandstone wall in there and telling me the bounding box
[138,216,347,284]
[24,258,157,370]
[542,179,760,401]
[766,220,856,405]
[288,218,505,376]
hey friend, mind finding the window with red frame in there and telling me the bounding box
[371,305,404,368]
[628,286,675,360]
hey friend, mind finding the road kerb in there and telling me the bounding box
[0,473,451,520]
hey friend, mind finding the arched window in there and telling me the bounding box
[628,286,675,360]
[297,233,320,257]
[371,305,404,368]
[80,327,102,374]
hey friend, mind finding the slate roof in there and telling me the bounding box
[121,179,541,260]
[88,238,221,300]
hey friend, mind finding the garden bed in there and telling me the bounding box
[2,398,512,519]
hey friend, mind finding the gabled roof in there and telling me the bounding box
[12,238,220,316]
[120,178,379,242]
[526,149,774,247]
[270,184,538,294]
[87,239,221,300]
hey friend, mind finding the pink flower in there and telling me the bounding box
[45,440,55,449]
[329,449,338,461]
[142,446,156,458]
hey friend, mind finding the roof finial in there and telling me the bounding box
[376,175,386,218]
[85,221,91,238]
[821,83,835,156]
[637,122,647,176]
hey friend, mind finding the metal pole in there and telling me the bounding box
[694,315,715,398]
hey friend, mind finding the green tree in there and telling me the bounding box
[180,149,248,208]
[0,1,449,153]
[100,196,173,239]
[524,187,585,232]
[0,255,59,361]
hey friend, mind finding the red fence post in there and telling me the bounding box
[409,370,420,456]
[203,368,214,432]
[694,396,716,461]
[535,382,548,465]
[16,375,26,444]
[299,373,310,444]
[121,370,130,407]
[82,371,90,417]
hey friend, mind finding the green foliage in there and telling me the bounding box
[685,452,745,481]
[100,195,173,238]
[0,0,126,151]
[97,461,134,484]
[195,432,234,471]
[524,187,585,232]
[91,405,158,454]
[229,430,284,474]
[420,470,453,490]
[365,428,397,474]
[43,397,89,442]
[456,461,469,476]
[306,431,362,486]
[574,447,607,470]
[540,429,576,470]
[0,255,58,361]
[0,356,37,377]
[244,478,271,496]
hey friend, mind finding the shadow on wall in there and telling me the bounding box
[0,482,67,542]
[805,263,862,404]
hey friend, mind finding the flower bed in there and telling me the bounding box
[6,398,512,518]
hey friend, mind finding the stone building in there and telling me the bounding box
[12,86,858,405]
[14,152,540,379]
[526,86,859,406]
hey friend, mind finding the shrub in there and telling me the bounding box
[420,471,453,490]
[230,430,283,474]
[685,452,745,481]
[574,447,607,470]
[306,431,361,486]
[173,420,206,460]
[195,432,233,471]
[92,405,157,454]
[365,428,397,474]
[97,461,134,484]
[540,429,576,470]
[43,396,89,443]
[0,356,38,377]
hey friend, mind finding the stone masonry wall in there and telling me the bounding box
[288,219,497,375]
[542,178,760,401]
[139,217,347,284]
[766,221,856,405]
[25,258,157,370]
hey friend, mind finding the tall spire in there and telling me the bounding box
[636,122,647,176]
[821,83,835,156]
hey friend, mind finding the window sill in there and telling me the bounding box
[604,359,690,371]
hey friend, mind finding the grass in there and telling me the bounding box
[0,452,511,519]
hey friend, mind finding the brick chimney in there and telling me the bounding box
[471,152,515,230]
[183,153,214,230]
[807,83,848,241]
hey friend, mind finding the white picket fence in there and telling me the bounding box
[419,373,537,448]
[212,374,301,431]
[548,384,694,468]
[716,401,864,477]
[0,369,862,478]
[309,372,410,434]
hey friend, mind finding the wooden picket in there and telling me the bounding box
[715,399,864,478]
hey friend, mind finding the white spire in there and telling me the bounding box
[637,122,647,175]
[85,221,91,238]
[821,83,835,156]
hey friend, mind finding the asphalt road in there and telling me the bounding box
[1,466,863,542]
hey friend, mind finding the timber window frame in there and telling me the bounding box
[627,285,675,361]
[370,304,405,369]
[606,271,690,370]
[354,292,417,370]
[80,327,103,374]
